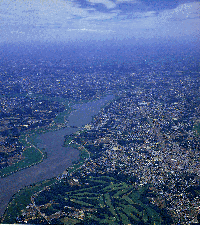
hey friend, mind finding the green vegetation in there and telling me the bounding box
[30,174,169,224]
[0,132,46,177]
[0,147,43,177]
[64,134,90,175]
[67,146,90,174]
[2,178,57,224]
[194,121,200,136]
[64,135,74,146]
[53,97,72,124]
[54,110,68,123]
[60,217,79,225]
[0,96,72,177]
[54,105,71,124]
[26,132,41,146]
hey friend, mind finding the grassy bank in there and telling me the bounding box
[1,94,115,223]
[0,132,45,178]
[1,178,57,224]
[194,121,200,136]
[65,140,90,175]
[0,147,43,178]
[0,97,72,178]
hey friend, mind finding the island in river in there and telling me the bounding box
[0,95,114,218]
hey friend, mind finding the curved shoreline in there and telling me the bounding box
[0,95,114,218]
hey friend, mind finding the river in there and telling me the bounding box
[0,95,114,216]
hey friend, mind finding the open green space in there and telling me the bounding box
[64,135,74,146]
[0,96,72,177]
[54,104,71,124]
[2,178,57,224]
[65,142,90,175]
[51,97,73,124]
[0,132,46,177]
[0,146,43,178]
[23,174,171,224]
[194,121,200,136]
[1,94,112,178]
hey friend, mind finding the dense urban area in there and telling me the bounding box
[0,44,199,224]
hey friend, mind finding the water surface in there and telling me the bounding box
[0,95,113,216]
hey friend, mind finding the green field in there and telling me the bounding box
[194,121,200,136]
[64,135,74,146]
[53,97,71,124]
[64,176,163,224]
[54,106,71,124]
[0,146,43,178]
[64,134,90,175]
[2,178,57,224]
[24,174,171,224]
[0,132,46,177]
[0,97,72,177]
[67,146,90,175]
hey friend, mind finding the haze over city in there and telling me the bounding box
[0,0,199,224]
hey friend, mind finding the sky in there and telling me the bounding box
[0,0,199,44]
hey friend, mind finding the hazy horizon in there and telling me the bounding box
[0,0,199,44]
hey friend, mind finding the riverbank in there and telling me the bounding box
[0,96,74,178]
[0,94,114,220]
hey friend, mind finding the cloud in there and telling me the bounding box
[159,2,200,22]
[1,0,198,26]
[116,0,138,2]
[67,28,115,32]
[89,0,116,9]
[82,11,118,20]
[0,0,199,42]
[10,30,26,34]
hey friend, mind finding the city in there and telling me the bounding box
[0,45,199,224]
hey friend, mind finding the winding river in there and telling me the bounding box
[0,95,113,216]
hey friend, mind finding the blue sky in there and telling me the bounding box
[0,0,199,43]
